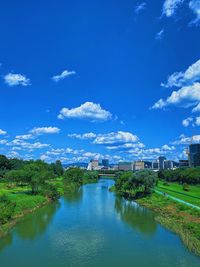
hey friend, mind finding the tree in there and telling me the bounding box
[6,160,55,194]
[64,168,84,185]
[51,160,64,177]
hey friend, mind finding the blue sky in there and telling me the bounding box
[0,0,200,164]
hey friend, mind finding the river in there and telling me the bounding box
[0,178,199,267]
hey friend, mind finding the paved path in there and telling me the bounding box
[155,189,200,210]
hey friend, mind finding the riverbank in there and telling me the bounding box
[136,193,200,256]
[0,177,98,239]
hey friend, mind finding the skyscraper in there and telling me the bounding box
[102,159,109,168]
[189,144,200,167]
[158,156,166,170]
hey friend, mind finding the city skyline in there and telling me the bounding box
[0,0,200,164]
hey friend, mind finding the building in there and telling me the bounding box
[102,159,109,168]
[144,161,152,169]
[189,144,200,167]
[118,162,134,171]
[158,156,166,170]
[87,159,99,170]
[164,160,174,170]
[152,161,159,170]
[179,160,189,167]
[134,161,145,171]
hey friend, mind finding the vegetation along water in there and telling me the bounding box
[0,155,200,266]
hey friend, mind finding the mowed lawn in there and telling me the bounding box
[156,181,200,207]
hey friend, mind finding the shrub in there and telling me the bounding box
[183,183,190,191]
[0,195,16,224]
[40,184,60,201]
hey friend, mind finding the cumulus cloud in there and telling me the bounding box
[0,140,7,144]
[162,0,184,17]
[7,139,50,150]
[151,83,200,110]
[172,134,200,145]
[155,29,164,40]
[195,116,200,126]
[106,142,145,150]
[135,2,146,14]
[4,73,31,87]
[30,127,60,135]
[189,0,200,25]
[68,132,97,140]
[0,129,7,135]
[58,102,112,121]
[93,131,139,145]
[162,59,200,88]
[182,117,193,127]
[15,127,60,140]
[52,70,76,82]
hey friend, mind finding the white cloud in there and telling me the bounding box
[52,70,76,82]
[58,102,112,121]
[15,127,60,141]
[192,102,200,113]
[162,144,175,150]
[8,139,50,150]
[162,0,184,17]
[135,2,146,14]
[15,134,34,140]
[182,117,193,127]
[30,127,60,135]
[0,140,7,144]
[4,73,31,87]
[151,83,200,110]
[162,59,200,88]
[155,29,164,40]
[68,132,97,140]
[106,142,145,150]
[172,134,200,145]
[0,129,7,135]
[189,0,200,25]
[93,131,139,145]
[195,116,200,126]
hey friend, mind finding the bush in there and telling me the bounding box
[183,183,190,191]
[0,195,16,224]
[40,184,60,201]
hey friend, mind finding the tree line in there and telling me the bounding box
[158,168,200,185]
[0,154,98,225]
[114,170,158,199]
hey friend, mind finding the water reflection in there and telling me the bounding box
[15,202,59,240]
[0,234,12,253]
[0,202,59,252]
[115,197,157,237]
[63,187,83,203]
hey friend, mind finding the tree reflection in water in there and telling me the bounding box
[0,202,59,252]
[115,197,157,237]
[63,187,83,204]
[15,202,60,240]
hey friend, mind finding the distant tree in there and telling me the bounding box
[51,160,64,177]
[0,155,11,170]
[115,170,158,198]
[183,183,190,191]
[6,160,55,194]
[63,168,84,185]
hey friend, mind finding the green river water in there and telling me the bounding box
[0,179,199,267]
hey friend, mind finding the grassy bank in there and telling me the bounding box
[137,193,200,256]
[0,175,98,239]
[156,181,200,207]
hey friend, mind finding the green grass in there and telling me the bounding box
[0,182,47,219]
[137,193,200,256]
[156,181,200,207]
